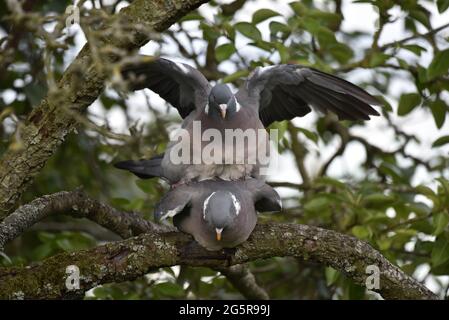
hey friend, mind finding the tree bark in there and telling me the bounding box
[0,0,209,218]
[0,189,169,249]
[0,222,438,300]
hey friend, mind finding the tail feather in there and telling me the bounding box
[114,154,164,179]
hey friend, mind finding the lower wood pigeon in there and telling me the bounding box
[154,178,281,251]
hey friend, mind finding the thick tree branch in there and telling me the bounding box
[0,0,209,218]
[0,189,168,250]
[0,190,266,299]
[0,222,437,300]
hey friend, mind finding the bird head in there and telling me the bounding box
[207,84,239,120]
[202,190,241,241]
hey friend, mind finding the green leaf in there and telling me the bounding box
[290,2,307,16]
[179,12,204,22]
[234,22,262,41]
[269,21,290,37]
[32,243,54,261]
[428,49,449,80]
[135,180,156,194]
[363,193,396,206]
[222,70,249,83]
[304,197,330,212]
[110,197,131,208]
[437,0,449,13]
[153,282,185,298]
[252,9,280,24]
[351,225,372,239]
[369,52,390,67]
[315,26,337,46]
[297,128,318,144]
[430,99,447,129]
[433,212,449,236]
[329,43,354,64]
[377,237,393,251]
[431,236,449,267]
[274,42,290,63]
[215,43,236,62]
[397,93,421,116]
[325,267,339,285]
[200,23,220,41]
[432,135,449,148]
[401,44,426,56]
[268,120,288,143]
[249,40,273,52]
[409,8,431,29]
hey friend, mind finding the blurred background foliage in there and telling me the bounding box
[1,0,449,299]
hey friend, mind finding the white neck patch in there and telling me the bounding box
[205,103,210,114]
[230,193,241,216]
[235,97,241,113]
[203,191,216,219]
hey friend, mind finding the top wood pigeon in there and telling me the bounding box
[115,56,381,184]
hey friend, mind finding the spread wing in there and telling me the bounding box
[237,64,381,127]
[245,179,282,212]
[121,56,211,118]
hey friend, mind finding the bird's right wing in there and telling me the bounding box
[237,64,381,127]
[121,56,211,118]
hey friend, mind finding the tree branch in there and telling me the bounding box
[215,264,269,300]
[0,0,209,218]
[0,189,168,250]
[0,222,437,300]
[0,190,267,300]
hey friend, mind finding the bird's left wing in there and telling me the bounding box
[154,186,192,221]
[237,64,381,127]
[245,179,282,212]
[121,56,211,118]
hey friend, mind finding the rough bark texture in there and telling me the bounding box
[0,0,209,218]
[0,222,438,300]
[0,189,169,249]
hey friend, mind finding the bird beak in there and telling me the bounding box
[215,228,223,241]
[219,104,227,118]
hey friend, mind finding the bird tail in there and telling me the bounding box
[114,154,164,179]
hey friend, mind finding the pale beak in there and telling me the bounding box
[215,228,223,241]
[219,104,227,118]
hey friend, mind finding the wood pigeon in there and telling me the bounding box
[154,178,281,251]
[115,56,381,184]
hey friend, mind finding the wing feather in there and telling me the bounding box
[121,56,211,119]
[238,64,381,126]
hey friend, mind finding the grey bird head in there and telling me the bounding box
[203,190,240,241]
[207,84,238,120]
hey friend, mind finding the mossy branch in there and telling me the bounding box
[0,222,438,300]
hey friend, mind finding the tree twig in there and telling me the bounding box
[215,264,269,300]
